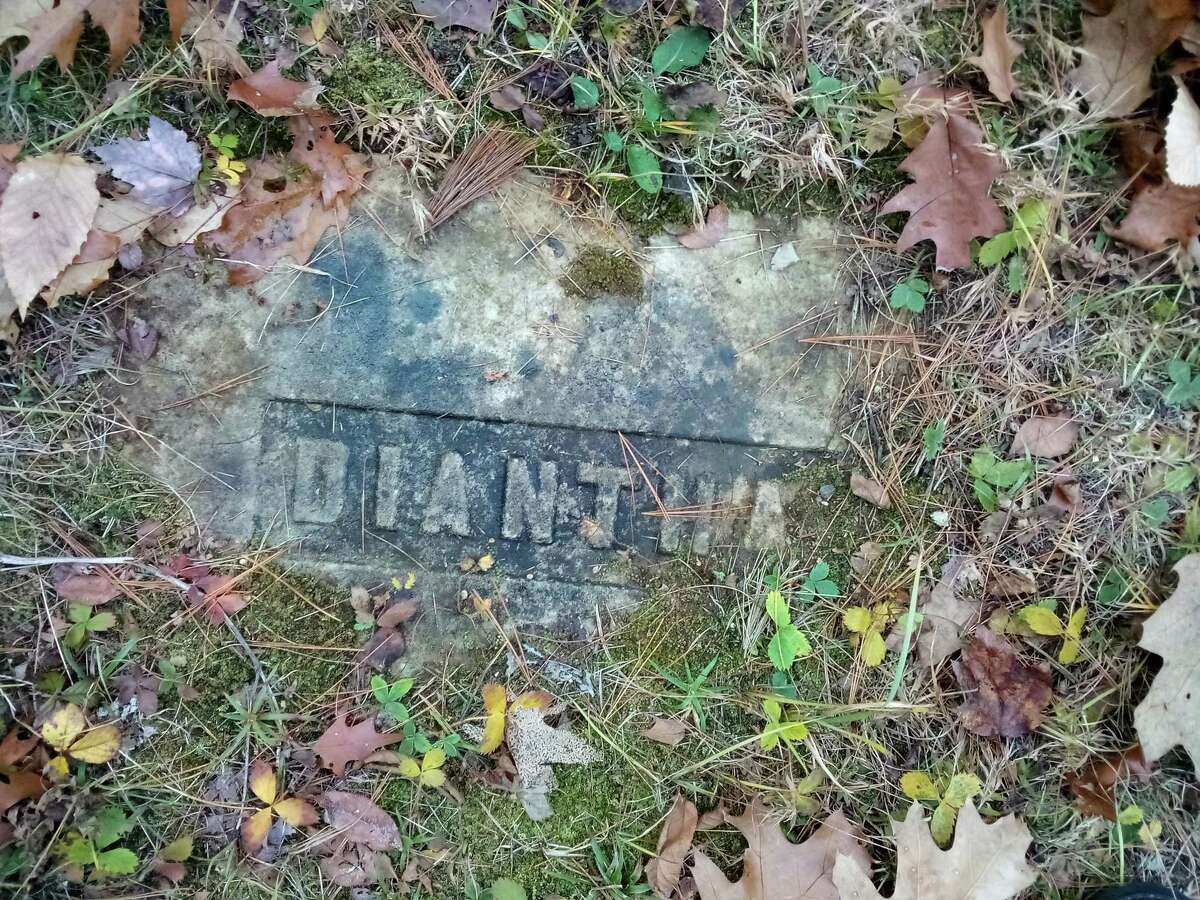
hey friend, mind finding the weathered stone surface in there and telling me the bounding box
[118,168,848,636]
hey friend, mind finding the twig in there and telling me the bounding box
[0,554,134,567]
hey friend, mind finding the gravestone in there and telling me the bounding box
[119,169,848,634]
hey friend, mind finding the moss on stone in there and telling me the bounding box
[562,246,643,300]
[603,180,692,238]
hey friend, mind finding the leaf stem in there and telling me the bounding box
[887,549,923,703]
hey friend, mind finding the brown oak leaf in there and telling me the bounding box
[692,798,870,900]
[1065,745,1153,821]
[1133,553,1200,769]
[955,627,1052,738]
[912,553,982,669]
[646,793,697,898]
[1068,0,1192,118]
[288,112,369,207]
[881,88,1005,270]
[1109,179,1200,253]
[322,790,402,850]
[227,60,322,116]
[313,715,405,775]
[1010,413,1078,458]
[832,801,1037,900]
[969,2,1023,102]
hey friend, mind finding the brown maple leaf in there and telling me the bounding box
[312,715,405,775]
[8,0,188,77]
[881,88,1006,270]
[227,60,323,116]
[968,3,1023,102]
[955,627,1052,738]
[1133,553,1200,769]
[832,801,1037,900]
[691,797,870,900]
[1067,0,1192,118]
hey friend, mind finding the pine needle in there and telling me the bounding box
[419,127,536,236]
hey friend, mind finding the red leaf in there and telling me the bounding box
[955,627,1053,738]
[228,60,322,116]
[1065,746,1153,821]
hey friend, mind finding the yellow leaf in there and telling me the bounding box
[419,768,446,788]
[421,748,446,771]
[1058,637,1081,665]
[477,553,495,572]
[248,760,277,806]
[479,683,507,753]
[781,720,809,741]
[1019,606,1064,636]
[240,807,273,852]
[273,797,317,827]
[861,629,887,666]
[42,705,86,752]
[47,755,69,778]
[309,9,329,42]
[511,690,552,710]
[1139,819,1162,844]
[397,755,422,779]
[843,607,872,634]
[65,724,120,764]
[1065,606,1087,639]
[404,572,416,590]
[900,771,940,802]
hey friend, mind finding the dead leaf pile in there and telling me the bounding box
[318,790,401,887]
[832,800,1037,900]
[1133,553,1200,771]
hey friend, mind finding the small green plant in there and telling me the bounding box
[204,133,246,188]
[570,75,600,109]
[759,697,808,750]
[1095,567,1130,606]
[625,144,662,195]
[287,0,322,22]
[803,63,847,116]
[504,4,548,49]
[488,876,528,900]
[651,27,710,75]
[764,585,813,671]
[655,657,719,729]
[978,198,1050,269]
[796,561,839,604]
[57,806,139,880]
[1018,604,1087,664]
[889,275,929,312]
[900,771,982,846]
[1165,463,1197,493]
[1164,358,1200,407]
[922,418,947,461]
[590,839,652,897]
[222,685,289,748]
[371,675,414,723]
[841,601,897,666]
[62,604,116,650]
[967,447,1033,511]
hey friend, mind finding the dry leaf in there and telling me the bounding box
[678,204,730,249]
[149,185,242,247]
[507,701,600,820]
[831,800,1037,900]
[322,790,402,850]
[0,154,99,317]
[1109,178,1200,252]
[1065,745,1153,821]
[692,799,870,900]
[849,472,891,508]
[882,88,1005,269]
[320,842,396,887]
[641,716,687,747]
[288,112,369,207]
[692,0,747,30]
[185,574,246,624]
[987,568,1037,598]
[182,0,250,76]
[913,553,981,668]
[956,627,1053,738]
[95,117,201,213]
[647,794,697,899]
[56,572,118,605]
[0,770,46,815]
[42,194,156,304]
[968,3,1023,102]
[0,0,56,44]
[411,0,499,33]
[228,60,322,116]
[1165,80,1200,187]
[205,159,346,285]
[114,667,161,715]
[1133,553,1200,769]
[665,81,727,116]
[1010,414,1078,458]
[313,714,405,775]
[1069,0,1192,119]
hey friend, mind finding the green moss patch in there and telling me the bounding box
[562,246,644,300]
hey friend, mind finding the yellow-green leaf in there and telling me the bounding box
[421,748,446,772]
[397,755,422,779]
[899,771,940,802]
[66,724,120,764]
[1065,606,1086,639]
[781,720,809,741]
[1117,804,1144,826]
[861,629,887,666]
[931,801,957,846]
[1019,606,1064,636]
[159,835,193,862]
[843,606,872,634]
[941,773,982,809]
[42,705,86,753]
[479,683,507,753]
[419,768,446,788]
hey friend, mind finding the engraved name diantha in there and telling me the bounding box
[289,437,787,553]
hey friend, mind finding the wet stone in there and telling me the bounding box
[119,169,848,638]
